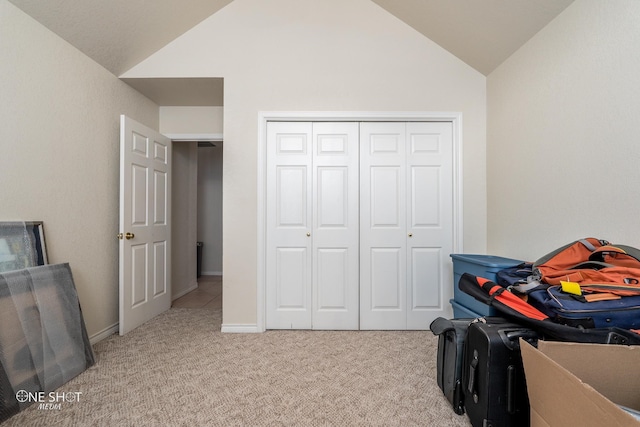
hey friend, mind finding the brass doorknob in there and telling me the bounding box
[408,233,413,237]
[306,232,311,237]
[125,232,135,240]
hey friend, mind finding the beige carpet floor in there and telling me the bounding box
[4,308,472,426]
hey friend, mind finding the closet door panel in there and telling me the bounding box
[312,122,359,330]
[277,166,309,227]
[410,166,440,227]
[317,167,348,227]
[360,122,407,330]
[406,122,454,329]
[370,167,401,227]
[266,122,313,329]
[275,247,309,309]
[316,248,348,309]
[410,247,441,309]
[370,248,402,309]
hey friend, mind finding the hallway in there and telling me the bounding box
[172,275,222,310]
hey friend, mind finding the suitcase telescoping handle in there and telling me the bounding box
[467,349,521,413]
[507,365,517,414]
[466,349,479,403]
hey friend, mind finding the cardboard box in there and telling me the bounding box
[520,339,640,427]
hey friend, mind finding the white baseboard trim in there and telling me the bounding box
[90,323,119,345]
[221,324,261,333]
[91,321,261,341]
[200,271,222,276]
[172,280,198,300]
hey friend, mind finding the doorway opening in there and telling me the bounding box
[118,77,225,334]
[171,139,223,312]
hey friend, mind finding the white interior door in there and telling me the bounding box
[119,115,172,335]
[266,122,313,329]
[405,122,453,329]
[360,122,454,330]
[312,122,359,330]
[266,122,359,329]
[360,123,407,329]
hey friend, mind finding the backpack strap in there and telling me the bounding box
[508,280,546,294]
[615,244,640,262]
[565,260,614,271]
[580,238,599,252]
[589,245,640,266]
[533,238,607,268]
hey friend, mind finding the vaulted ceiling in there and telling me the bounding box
[9,0,574,106]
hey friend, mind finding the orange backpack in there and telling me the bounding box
[533,238,640,296]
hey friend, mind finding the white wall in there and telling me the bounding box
[124,0,487,327]
[0,1,159,338]
[487,0,640,261]
[171,142,199,298]
[160,106,224,135]
[197,145,223,275]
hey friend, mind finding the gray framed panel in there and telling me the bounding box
[0,222,48,273]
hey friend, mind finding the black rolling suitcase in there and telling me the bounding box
[430,317,473,415]
[462,320,538,427]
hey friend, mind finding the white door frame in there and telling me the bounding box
[256,111,464,333]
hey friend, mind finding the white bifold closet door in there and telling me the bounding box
[266,122,359,329]
[360,122,453,330]
[266,120,453,330]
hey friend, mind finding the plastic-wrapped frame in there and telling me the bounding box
[0,222,48,273]
[0,263,95,422]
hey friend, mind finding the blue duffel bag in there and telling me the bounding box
[527,285,640,330]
